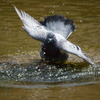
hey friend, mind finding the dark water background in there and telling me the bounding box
[0,0,100,100]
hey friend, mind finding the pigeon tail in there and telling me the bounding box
[40,15,76,39]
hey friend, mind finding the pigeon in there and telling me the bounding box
[13,6,95,65]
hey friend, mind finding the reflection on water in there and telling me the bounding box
[0,0,100,100]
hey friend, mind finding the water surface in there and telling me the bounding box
[0,0,100,100]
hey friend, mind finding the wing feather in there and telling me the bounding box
[13,5,50,42]
[60,41,95,64]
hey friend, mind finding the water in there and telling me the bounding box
[0,0,100,100]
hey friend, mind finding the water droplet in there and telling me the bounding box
[66,12,69,14]
[63,3,65,5]
[52,6,56,8]
[17,50,20,52]
[80,20,83,23]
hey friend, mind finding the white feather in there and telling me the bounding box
[60,40,95,65]
[13,5,51,42]
[46,21,73,39]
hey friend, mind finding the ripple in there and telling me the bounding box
[0,60,100,88]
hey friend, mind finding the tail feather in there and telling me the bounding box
[40,15,76,39]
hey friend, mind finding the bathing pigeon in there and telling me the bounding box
[13,6,94,64]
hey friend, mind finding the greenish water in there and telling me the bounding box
[0,0,100,100]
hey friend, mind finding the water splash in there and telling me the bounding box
[0,60,100,88]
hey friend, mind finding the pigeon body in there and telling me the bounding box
[13,6,95,64]
[40,32,68,61]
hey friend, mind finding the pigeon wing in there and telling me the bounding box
[13,5,50,42]
[60,40,94,64]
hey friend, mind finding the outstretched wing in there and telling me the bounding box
[13,5,50,42]
[40,15,76,39]
[60,40,94,64]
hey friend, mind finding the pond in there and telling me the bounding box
[0,0,100,100]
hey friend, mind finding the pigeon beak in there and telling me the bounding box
[47,38,53,43]
[49,38,52,41]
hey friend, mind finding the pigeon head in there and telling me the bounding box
[45,32,56,45]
